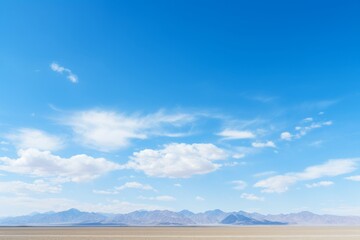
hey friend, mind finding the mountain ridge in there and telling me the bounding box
[1,208,360,226]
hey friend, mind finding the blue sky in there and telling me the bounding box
[1,0,360,216]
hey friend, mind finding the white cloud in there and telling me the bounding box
[0,180,61,195]
[6,128,64,151]
[255,158,358,193]
[306,181,334,188]
[93,182,156,195]
[281,120,333,142]
[116,182,155,191]
[224,161,243,167]
[138,195,176,201]
[92,189,117,195]
[217,129,255,140]
[232,153,245,159]
[251,141,276,148]
[0,148,120,182]
[195,196,205,201]
[231,180,247,190]
[253,171,277,178]
[296,121,332,137]
[241,193,264,201]
[280,132,292,141]
[346,175,360,181]
[255,175,298,193]
[50,62,78,83]
[127,143,227,178]
[174,183,182,187]
[62,110,195,152]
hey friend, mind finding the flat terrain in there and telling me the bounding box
[1,226,360,240]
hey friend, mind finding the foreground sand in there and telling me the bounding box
[1,226,360,240]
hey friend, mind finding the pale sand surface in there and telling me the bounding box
[1,226,360,240]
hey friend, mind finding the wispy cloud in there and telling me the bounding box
[346,175,360,181]
[255,158,358,193]
[280,119,332,141]
[298,100,339,111]
[231,180,247,190]
[116,182,155,191]
[61,110,195,152]
[0,180,62,195]
[138,195,176,201]
[241,193,264,201]
[5,128,64,151]
[50,62,78,83]
[93,182,156,195]
[195,196,205,201]
[252,141,276,148]
[306,181,334,188]
[253,171,277,178]
[217,129,255,140]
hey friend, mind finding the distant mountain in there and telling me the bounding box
[1,208,360,226]
[104,210,195,226]
[0,208,106,226]
[179,209,228,224]
[221,213,285,225]
[258,211,360,225]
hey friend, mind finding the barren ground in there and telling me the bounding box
[1,226,360,240]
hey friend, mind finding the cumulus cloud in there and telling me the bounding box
[231,180,247,190]
[0,148,120,182]
[251,141,276,148]
[50,62,78,83]
[0,180,62,195]
[217,129,255,140]
[126,143,227,178]
[138,195,176,201]
[6,128,64,151]
[346,175,360,181]
[241,193,264,201]
[62,110,195,152]
[255,158,358,193]
[306,181,334,188]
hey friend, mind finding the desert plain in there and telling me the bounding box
[1,226,360,240]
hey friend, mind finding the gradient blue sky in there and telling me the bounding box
[1,0,360,216]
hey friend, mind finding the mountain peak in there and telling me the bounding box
[178,210,194,216]
[62,208,82,214]
[204,209,225,215]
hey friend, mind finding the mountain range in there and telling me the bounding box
[1,208,360,226]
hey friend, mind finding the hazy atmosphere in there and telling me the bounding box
[1,0,360,218]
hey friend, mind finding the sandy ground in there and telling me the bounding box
[1,226,360,240]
